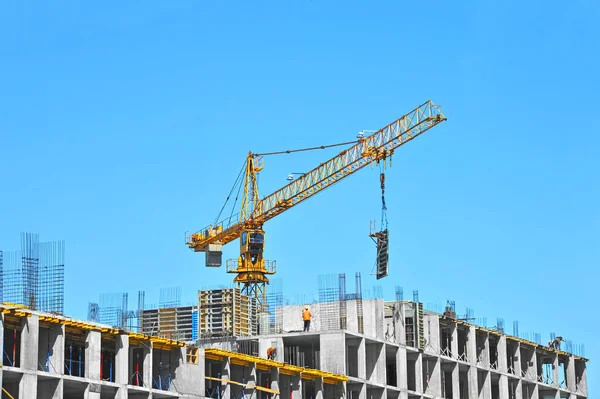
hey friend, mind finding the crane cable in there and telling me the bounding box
[255,140,359,157]
[213,160,247,226]
[379,164,388,230]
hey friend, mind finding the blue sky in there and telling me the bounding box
[1,0,598,392]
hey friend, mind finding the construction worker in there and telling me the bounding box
[302,306,312,332]
[267,346,276,360]
[552,336,565,350]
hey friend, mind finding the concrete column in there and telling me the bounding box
[357,338,366,380]
[498,336,509,398]
[20,314,39,370]
[143,341,153,388]
[291,373,301,399]
[171,347,204,397]
[85,330,101,380]
[270,367,280,399]
[414,353,423,394]
[467,367,478,399]
[395,304,406,345]
[320,333,346,375]
[450,363,460,399]
[425,357,442,397]
[481,333,490,367]
[467,326,479,399]
[499,375,509,399]
[397,347,407,390]
[377,344,386,385]
[498,336,507,372]
[115,334,129,384]
[576,359,587,395]
[512,342,521,376]
[115,387,128,399]
[552,354,559,388]
[531,383,540,399]
[249,362,258,399]
[19,373,37,398]
[222,358,232,399]
[424,315,440,355]
[565,356,576,392]
[450,323,458,359]
[530,349,538,381]
[358,383,366,399]
[315,377,323,399]
[84,383,101,399]
[481,371,492,399]
[52,325,65,374]
[515,381,523,399]
[467,326,477,365]
[512,342,523,399]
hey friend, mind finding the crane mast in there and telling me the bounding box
[186,100,447,309]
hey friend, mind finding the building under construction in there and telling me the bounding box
[0,281,589,399]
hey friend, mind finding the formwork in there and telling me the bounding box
[199,288,257,338]
[140,305,198,341]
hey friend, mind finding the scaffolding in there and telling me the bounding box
[0,233,65,314]
[266,279,283,334]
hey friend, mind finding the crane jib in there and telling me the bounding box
[187,100,446,251]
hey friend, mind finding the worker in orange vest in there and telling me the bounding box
[267,346,276,360]
[302,306,312,332]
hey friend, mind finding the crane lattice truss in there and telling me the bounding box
[187,100,447,309]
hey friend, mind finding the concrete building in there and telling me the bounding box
[0,305,201,398]
[207,299,589,399]
[0,297,589,399]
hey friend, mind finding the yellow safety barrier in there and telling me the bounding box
[204,348,348,383]
[206,376,280,394]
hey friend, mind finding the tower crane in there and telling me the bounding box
[186,100,447,309]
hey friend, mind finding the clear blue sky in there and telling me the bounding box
[1,0,598,392]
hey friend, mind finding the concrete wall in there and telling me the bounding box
[279,299,384,337]
[319,332,346,375]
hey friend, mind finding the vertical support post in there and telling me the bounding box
[270,367,280,399]
[451,363,460,399]
[115,334,129,384]
[565,356,576,392]
[20,314,39,370]
[222,358,232,399]
[450,322,458,358]
[357,338,366,379]
[397,347,407,391]
[315,377,323,399]
[85,330,101,380]
[19,374,37,398]
[414,352,423,394]
[552,354,559,389]
[498,335,509,398]
[513,342,523,399]
[143,341,153,388]
[467,326,479,399]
